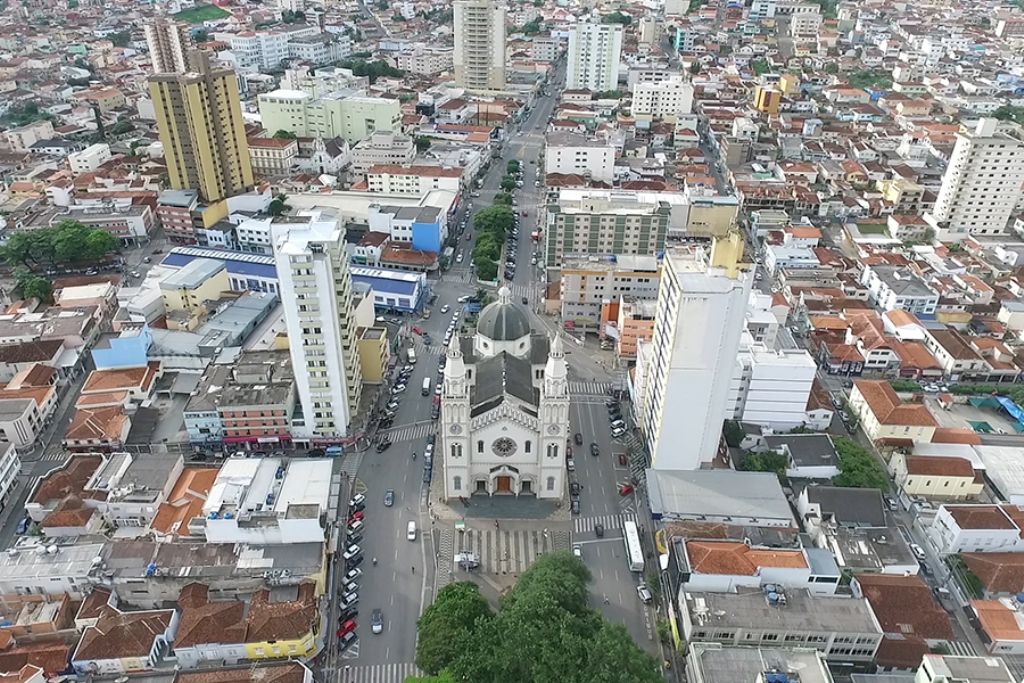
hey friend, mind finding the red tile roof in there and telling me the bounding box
[904,455,975,478]
[853,379,937,427]
[855,574,952,668]
[946,505,1015,530]
[685,541,807,576]
[963,553,1024,594]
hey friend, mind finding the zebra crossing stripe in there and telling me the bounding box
[342,662,421,682]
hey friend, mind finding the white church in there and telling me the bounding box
[440,287,569,500]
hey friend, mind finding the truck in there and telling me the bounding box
[421,377,431,396]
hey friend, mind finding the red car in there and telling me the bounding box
[336,619,357,638]
[618,483,634,497]
[618,453,627,466]
[412,326,424,335]
[350,510,365,522]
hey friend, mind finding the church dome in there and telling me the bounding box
[476,287,531,342]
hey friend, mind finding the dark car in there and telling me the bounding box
[371,608,384,634]
[379,418,394,429]
[594,523,605,537]
[307,448,325,457]
[566,445,573,458]
[427,433,436,445]
[375,439,392,453]
[338,631,358,651]
[346,554,364,569]
[574,433,583,445]
[338,606,358,622]
[590,442,599,456]
[570,481,580,497]
[522,297,529,304]
[423,466,432,483]
[431,406,440,420]
[347,531,363,545]
[570,499,580,515]
[15,516,30,535]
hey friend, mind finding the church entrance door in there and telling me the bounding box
[496,476,512,493]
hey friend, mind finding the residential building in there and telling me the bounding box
[67,143,112,174]
[615,299,657,359]
[272,211,363,441]
[763,433,840,480]
[545,190,671,266]
[4,120,55,151]
[641,236,752,470]
[730,343,817,430]
[631,76,694,123]
[558,255,661,333]
[972,600,1024,654]
[890,453,984,500]
[366,165,463,195]
[860,264,939,314]
[0,440,18,513]
[790,7,823,38]
[453,0,506,91]
[929,504,1024,555]
[356,326,389,383]
[922,327,990,379]
[0,370,59,453]
[681,588,882,665]
[248,137,299,176]
[145,17,189,74]
[367,204,447,254]
[149,51,255,205]
[852,574,954,669]
[257,89,402,144]
[224,25,319,72]
[218,351,295,449]
[172,581,317,668]
[200,458,331,544]
[927,118,1024,241]
[396,46,455,75]
[544,132,615,183]
[71,599,177,676]
[0,541,105,597]
[917,655,1015,683]
[848,379,938,444]
[566,21,623,92]
[679,540,840,595]
[288,33,349,66]
[350,132,416,177]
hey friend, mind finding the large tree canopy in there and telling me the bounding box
[0,220,119,271]
[416,553,662,683]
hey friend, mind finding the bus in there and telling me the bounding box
[623,520,644,573]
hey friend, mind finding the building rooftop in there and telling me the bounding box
[646,470,795,526]
[764,434,837,468]
[919,654,1015,683]
[803,485,886,527]
[685,541,807,575]
[688,644,833,683]
[687,587,880,636]
[160,258,227,292]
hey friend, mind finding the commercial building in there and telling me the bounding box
[640,236,753,470]
[544,132,616,183]
[558,255,660,333]
[224,25,319,72]
[272,211,363,441]
[350,131,416,177]
[218,350,295,449]
[544,190,671,266]
[686,645,834,683]
[367,204,447,254]
[646,469,795,528]
[0,440,18,512]
[248,137,299,176]
[681,588,882,665]
[257,89,402,144]
[928,504,1024,555]
[927,118,1024,241]
[396,45,455,75]
[159,258,230,317]
[730,343,818,430]
[453,0,506,91]
[859,264,939,315]
[631,77,693,123]
[67,143,112,174]
[366,164,463,196]
[144,17,189,74]
[149,51,255,205]
[889,452,984,500]
[566,21,623,92]
[288,33,350,66]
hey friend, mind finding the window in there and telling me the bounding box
[547,476,555,491]
[524,441,531,454]
[477,440,484,453]
[453,475,462,490]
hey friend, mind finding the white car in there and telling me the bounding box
[440,305,450,314]
[567,458,576,472]
[636,584,653,604]
[572,544,582,558]
[611,427,626,438]
[457,295,471,303]
[343,545,361,560]
[910,543,926,561]
[349,494,365,508]
[456,253,464,263]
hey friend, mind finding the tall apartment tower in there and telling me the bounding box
[145,17,190,74]
[641,233,753,471]
[926,117,1024,241]
[566,21,623,92]
[453,0,506,91]
[149,51,255,204]
[272,211,363,441]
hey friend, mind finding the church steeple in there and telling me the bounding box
[544,333,568,393]
[444,335,468,398]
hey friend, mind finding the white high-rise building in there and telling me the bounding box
[272,211,363,441]
[641,235,752,471]
[144,17,190,74]
[631,76,694,123]
[927,118,1024,241]
[453,0,506,91]
[566,21,623,92]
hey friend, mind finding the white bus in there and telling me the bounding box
[623,520,644,573]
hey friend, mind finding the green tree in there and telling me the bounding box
[193,28,209,42]
[737,450,789,477]
[0,221,118,271]
[824,62,839,75]
[750,58,770,76]
[272,129,297,139]
[475,259,498,280]
[473,237,500,263]
[493,192,513,205]
[603,11,632,25]
[109,30,132,47]
[723,420,744,447]
[521,18,542,34]
[993,105,1024,125]
[416,582,493,674]
[268,194,291,217]
[832,437,889,491]
[13,270,53,303]
[500,176,518,192]
[689,61,701,75]
[425,553,662,683]
[407,674,459,683]
[415,136,432,151]
[506,160,521,175]
[375,0,387,8]
[337,58,404,84]
[473,205,514,241]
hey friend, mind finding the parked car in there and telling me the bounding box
[574,433,583,445]
[570,481,580,497]
[344,568,362,582]
[15,516,29,535]
[336,619,357,638]
[567,458,576,472]
[338,631,357,651]
[375,439,392,453]
[636,584,653,604]
[611,427,626,438]
[570,499,580,514]
[350,493,366,507]
[343,545,361,561]
[910,543,926,561]
[347,519,363,533]
[572,544,582,558]
[619,483,634,497]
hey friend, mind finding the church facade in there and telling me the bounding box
[440,288,569,500]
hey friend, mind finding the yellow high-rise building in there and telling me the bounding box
[149,51,254,204]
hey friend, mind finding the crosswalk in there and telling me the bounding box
[437,524,571,588]
[412,339,444,356]
[569,381,614,395]
[378,422,437,444]
[944,641,977,657]
[38,448,67,462]
[573,513,636,535]
[334,662,421,682]
[504,283,536,301]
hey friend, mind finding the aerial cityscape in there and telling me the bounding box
[1,0,1024,682]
